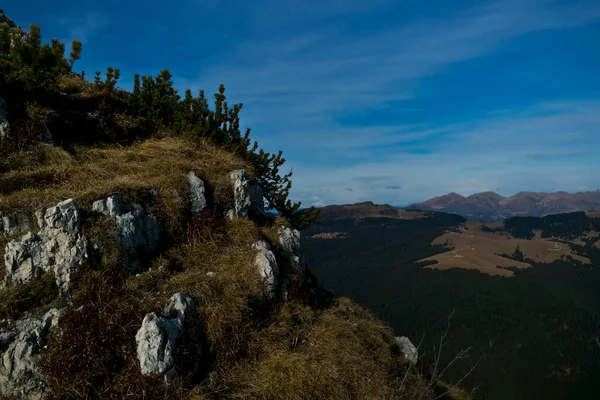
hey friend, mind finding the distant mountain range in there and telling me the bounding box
[407,190,600,221]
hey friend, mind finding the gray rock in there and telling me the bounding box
[278,226,303,275]
[136,293,194,377]
[86,113,105,130]
[164,293,194,317]
[3,233,43,286]
[41,126,53,144]
[227,170,264,219]
[34,211,45,229]
[92,195,160,274]
[2,212,33,235]
[148,189,159,202]
[3,199,89,292]
[187,172,207,215]
[251,241,279,298]
[395,336,418,365]
[206,271,216,279]
[0,97,9,141]
[0,308,63,399]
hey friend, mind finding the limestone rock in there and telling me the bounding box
[227,170,264,219]
[92,195,160,274]
[1,212,32,235]
[251,241,279,298]
[136,293,194,377]
[0,97,8,141]
[34,210,45,229]
[187,172,207,215]
[3,199,89,292]
[395,336,418,365]
[278,226,303,275]
[164,293,194,316]
[86,113,105,130]
[0,308,63,399]
[148,189,159,202]
[3,233,43,286]
[41,126,53,144]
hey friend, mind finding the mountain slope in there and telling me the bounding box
[409,190,600,221]
[0,12,470,399]
[0,139,474,399]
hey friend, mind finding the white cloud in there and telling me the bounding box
[287,99,600,205]
[180,0,600,205]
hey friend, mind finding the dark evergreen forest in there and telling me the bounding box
[302,212,600,400]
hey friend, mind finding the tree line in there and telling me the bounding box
[0,12,318,229]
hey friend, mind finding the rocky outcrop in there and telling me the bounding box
[1,212,33,235]
[0,97,9,141]
[92,195,160,274]
[251,241,279,299]
[0,10,16,28]
[227,170,264,219]
[187,172,207,215]
[135,293,194,379]
[278,226,303,275]
[395,336,418,365]
[0,308,63,399]
[3,199,89,292]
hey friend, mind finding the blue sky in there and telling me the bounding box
[4,0,600,206]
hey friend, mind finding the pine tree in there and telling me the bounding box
[130,73,141,112]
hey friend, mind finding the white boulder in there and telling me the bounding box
[135,293,194,377]
[227,170,264,219]
[187,172,207,214]
[395,336,418,365]
[3,199,89,292]
[251,240,279,298]
[278,226,303,275]
[0,308,63,399]
[92,195,160,274]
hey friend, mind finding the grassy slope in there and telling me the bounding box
[0,139,469,399]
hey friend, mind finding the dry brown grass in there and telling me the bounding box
[0,137,250,220]
[585,211,600,219]
[0,271,59,320]
[0,139,465,399]
[193,298,435,400]
[420,221,590,276]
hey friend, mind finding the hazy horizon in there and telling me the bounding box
[311,187,600,208]
[7,0,600,207]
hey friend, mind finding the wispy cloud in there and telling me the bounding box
[39,0,596,207]
[190,0,600,120]
[287,99,600,205]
